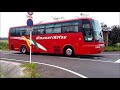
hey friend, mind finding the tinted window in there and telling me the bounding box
[62,26,78,33]
[39,25,44,28]
[19,30,26,36]
[32,29,38,35]
[53,27,61,34]
[45,24,54,28]
[32,25,45,35]
[61,20,79,33]
[18,27,27,36]
[62,21,79,26]
[82,19,91,29]
[33,26,40,29]
[45,28,52,34]
[15,28,20,36]
[10,28,20,36]
[10,29,15,36]
[10,20,80,36]
[54,23,61,27]
[38,29,45,34]
[26,30,30,35]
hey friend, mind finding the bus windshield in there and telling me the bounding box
[92,20,104,42]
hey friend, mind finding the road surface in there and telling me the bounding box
[0,50,120,78]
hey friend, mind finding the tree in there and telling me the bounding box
[101,22,107,27]
[108,25,120,45]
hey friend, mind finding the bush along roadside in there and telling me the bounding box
[19,62,41,78]
[0,41,9,50]
[105,43,120,52]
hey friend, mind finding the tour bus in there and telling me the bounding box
[8,18,105,56]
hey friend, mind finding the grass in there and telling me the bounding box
[0,40,9,50]
[0,40,8,43]
[105,44,120,52]
[0,72,6,78]
[20,62,41,78]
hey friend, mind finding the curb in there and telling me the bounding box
[0,60,24,78]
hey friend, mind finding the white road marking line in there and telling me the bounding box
[0,51,18,53]
[59,57,116,63]
[1,52,22,55]
[2,53,11,55]
[0,58,88,78]
[3,53,22,55]
[115,59,120,63]
[100,54,120,55]
[35,62,87,78]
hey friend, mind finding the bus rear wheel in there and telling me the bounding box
[63,46,74,56]
[20,46,27,54]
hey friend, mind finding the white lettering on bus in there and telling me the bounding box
[36,35,67,40]
[44,37,47,39]
[64,36,67,39]
[10,37,24,40]
[61,36,64,39]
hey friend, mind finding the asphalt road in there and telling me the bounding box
[0,50,120,78]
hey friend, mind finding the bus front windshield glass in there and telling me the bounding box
[92,20,104,42]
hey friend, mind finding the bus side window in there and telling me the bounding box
[38,29,45,34]
[32,29,38,35]
[52,27,61,34]
[62,26,78,33]
[19,30,26,36]
[10,29,13,36]
[15,29,20,36]
[10,28,16,36]
[26,30,30,35]
[61,21,79,33]
[45,28,52,34]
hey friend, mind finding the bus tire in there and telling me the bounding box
[63,46,74,57]
[20,45,27,54]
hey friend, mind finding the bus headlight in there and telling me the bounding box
[95,46,100,48]
[95,44,105,49]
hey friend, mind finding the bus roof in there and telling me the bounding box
[10,17,93,29]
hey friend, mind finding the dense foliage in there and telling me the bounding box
[108,26,120,45]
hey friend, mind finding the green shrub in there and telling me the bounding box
[105,45,120,51]
[0,41,8,50]
[108,26,120,45]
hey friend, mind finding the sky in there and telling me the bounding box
[0,12,119,37]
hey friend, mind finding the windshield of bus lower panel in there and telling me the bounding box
[92,20,104,43]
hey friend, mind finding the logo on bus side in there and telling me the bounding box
[10,36,47,51]
[36,35,67,40]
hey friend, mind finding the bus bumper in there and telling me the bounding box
[75,44,105,55]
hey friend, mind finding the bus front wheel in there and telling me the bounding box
[63,46,74,56]
[20,46,27,54]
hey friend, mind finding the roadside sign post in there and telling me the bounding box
[27,12,33,63]
[29,28,33,63]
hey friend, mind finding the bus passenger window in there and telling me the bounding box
[19,30,26,36]
[45,28,52,34]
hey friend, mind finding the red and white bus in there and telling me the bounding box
[8,18,105,56]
